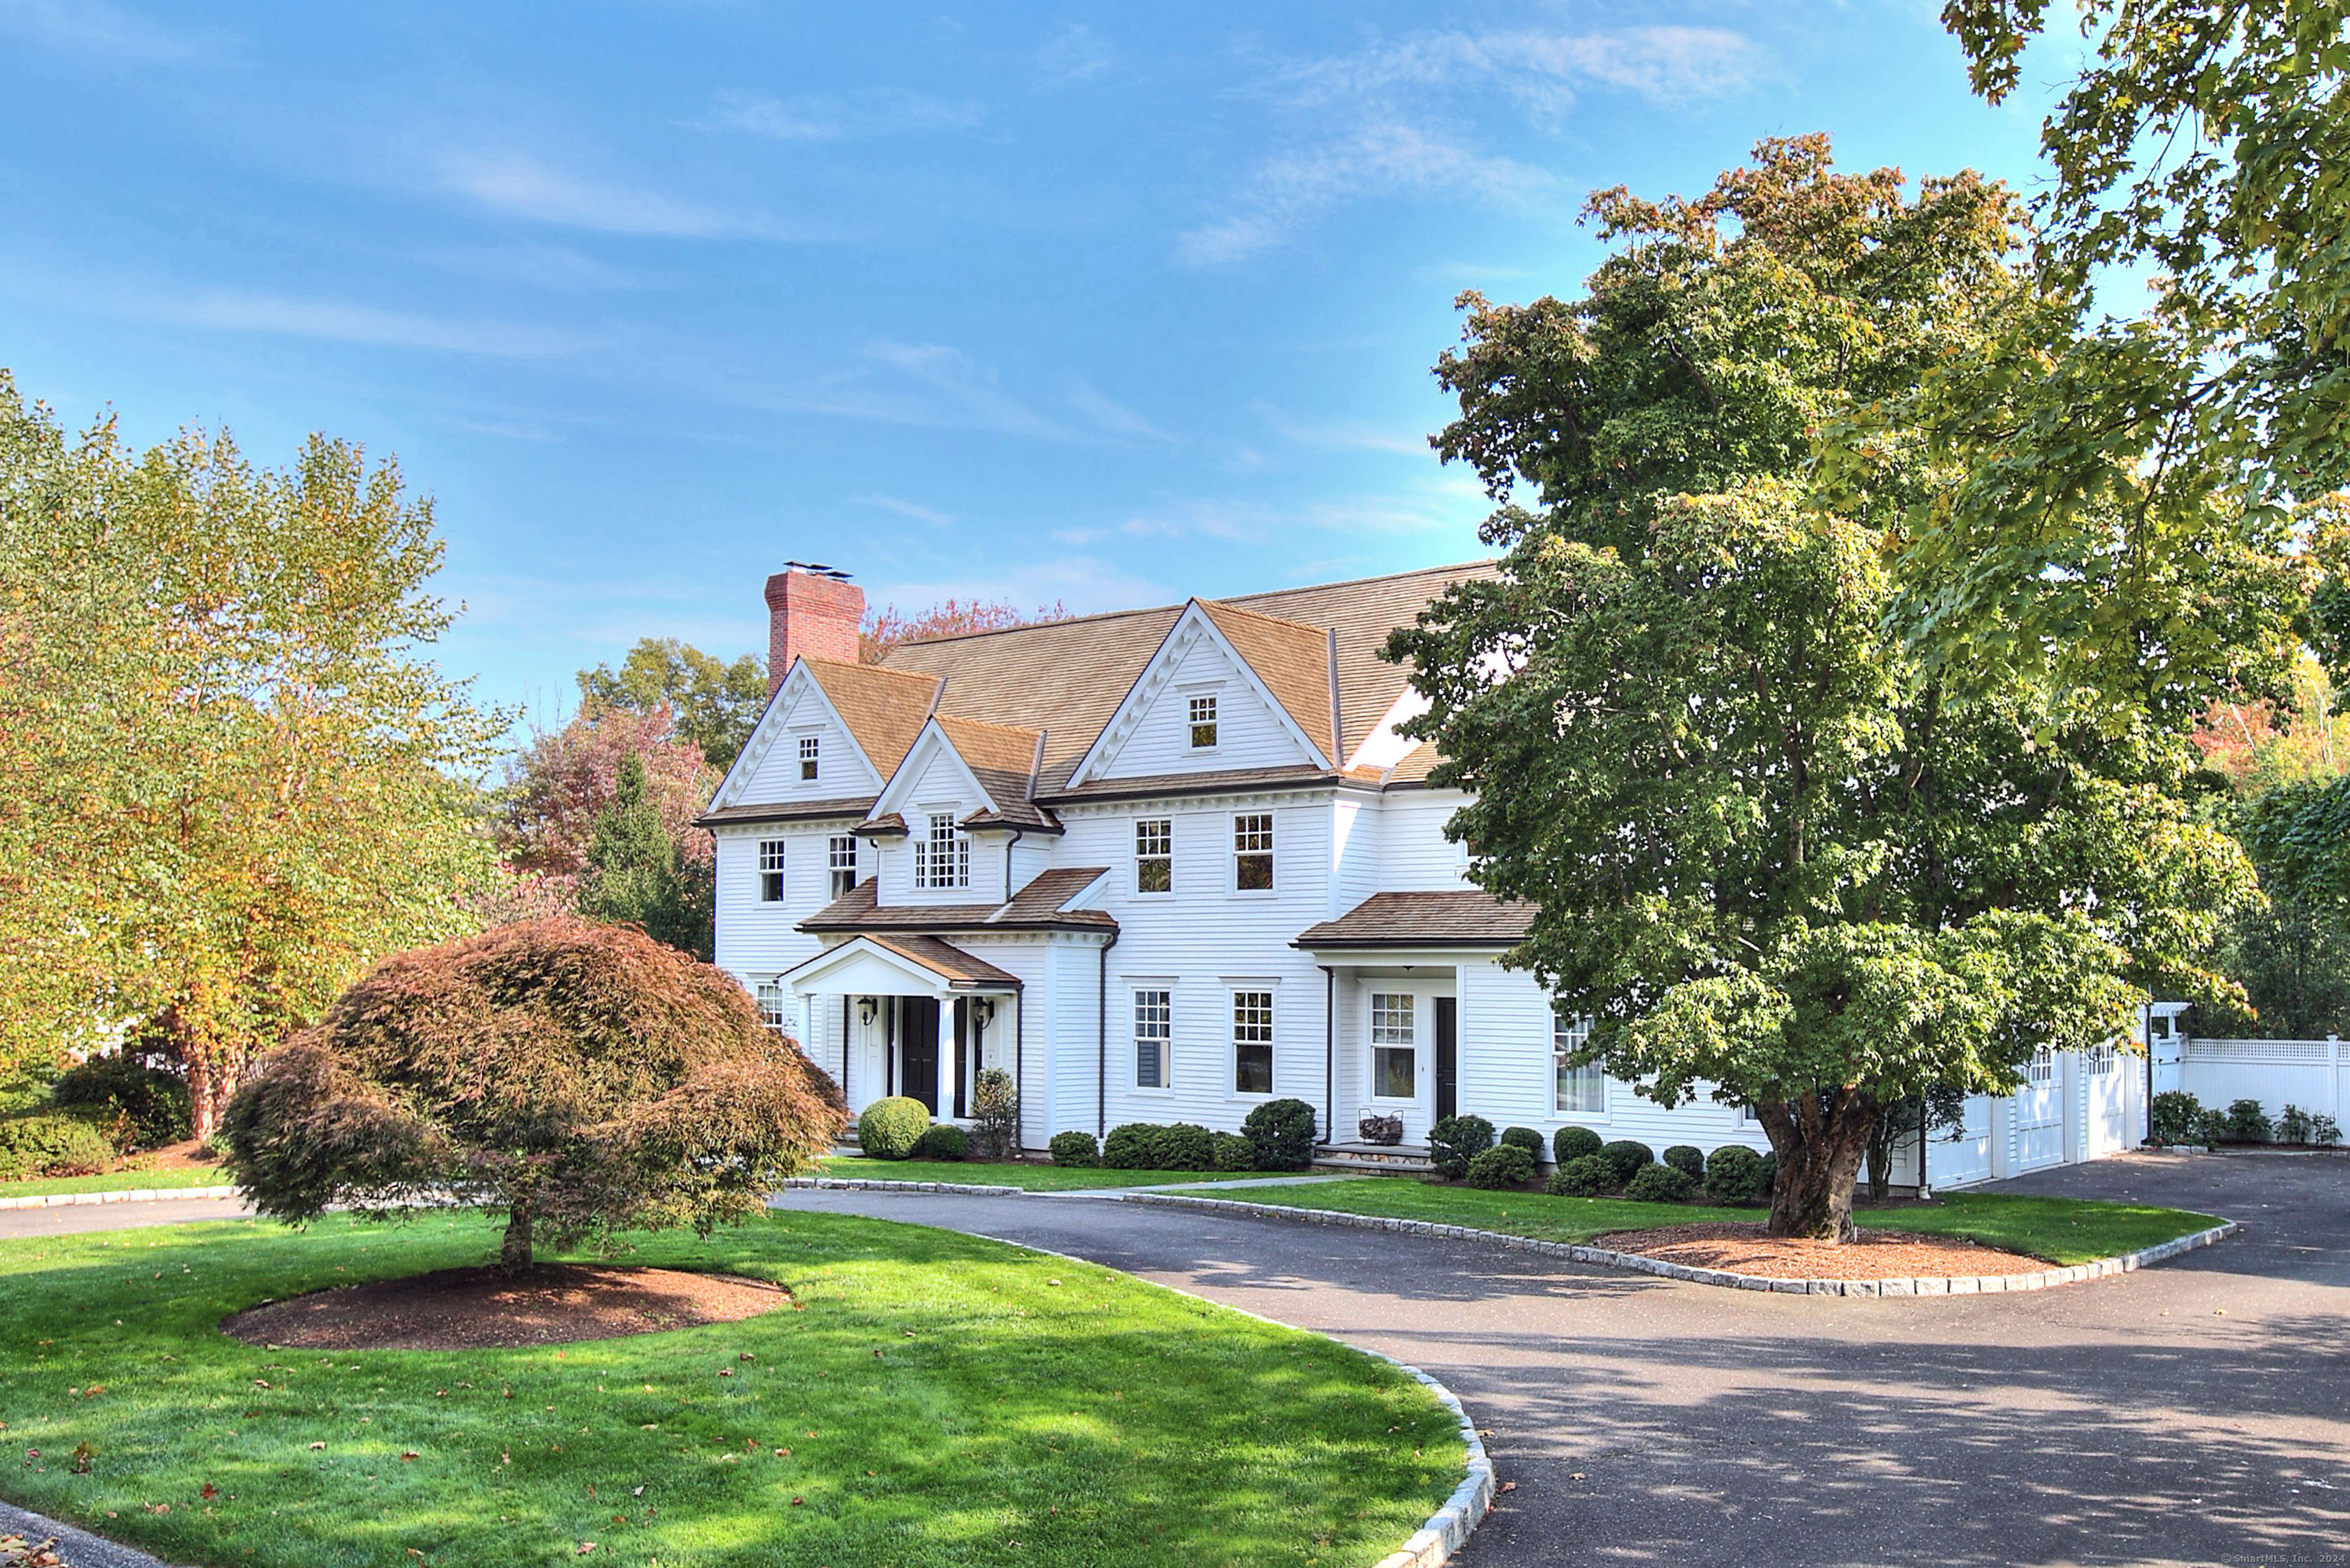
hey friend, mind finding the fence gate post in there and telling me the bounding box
[2332,1035,2342,1130]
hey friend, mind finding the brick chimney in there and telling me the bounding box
[764,564,864,694]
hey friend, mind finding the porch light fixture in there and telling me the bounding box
[973,998,998,1028]
[858,997,877,1026]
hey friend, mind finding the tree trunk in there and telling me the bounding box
[500,1199,534,1270]
[1758,1090,1881,1241]
[184,1052,238,1143]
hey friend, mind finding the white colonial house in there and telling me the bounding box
[705,561,2145,1187]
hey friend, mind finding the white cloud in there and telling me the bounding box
[438,152,823,239]
[864,342,1071,441]
[0,0,220,62]
[174,291,588,356]
[1036,22,1114,85]
[1255,402,1428,456]
[1111,484,1484,545]
[874,555,1168,620]
[705,88,983,142]
[1065,378,1175,444]
[854,493,956,528]
[419,243,648,291]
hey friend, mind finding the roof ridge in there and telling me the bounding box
[1196,596,1327,635]
[803,655,937,685]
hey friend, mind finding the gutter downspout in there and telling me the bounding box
[1005,826,1024,903]
[1098,929,1119,1139]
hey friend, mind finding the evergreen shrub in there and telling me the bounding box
[1466,1144,1536,1189]
[1427,1114,1496,1180]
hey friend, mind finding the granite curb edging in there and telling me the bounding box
[0,1185,239,1212]
[958,1229,1493,1568]
[1118,1192,2238,1296]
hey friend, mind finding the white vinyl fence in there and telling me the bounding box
[2160,1034,2350,1127]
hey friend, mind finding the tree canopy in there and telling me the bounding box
[578,638,767,768]
[223,918,844,1267]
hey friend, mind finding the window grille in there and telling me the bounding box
[1134,818,1172,894]
[917,812,968,889]
[1188,694,1218,749]
[755,981,788,1033]
[828,834,858,899]
[1134,989,1171,1089]
[1233,990,1274,1095]
[1554,1008,1604,1114]
[798,735,820,780]
[1234,813,1274,891]
[757,839,786,903]
[1371,992,1415,1099]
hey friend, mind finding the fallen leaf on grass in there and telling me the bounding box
[200,1483,216,1501]
[401,1452,418,1462]
[1497,1482,1517,1495]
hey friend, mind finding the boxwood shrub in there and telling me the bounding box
[1212,1132,1256,1171]
[1553,1125,1603,1164]
[1499,1126,1545,1158]
[1544,1153,1616,1197]
[1102,1123,1165,1169]
[1048,1130,1099,1167]
[1706,1145,1769,1205]
[1159,1123,1216,1171]
[1599,1139,1655,1186]
[1428,1114,1496,1180]
[1662,1145,1706,1181]
[0,1111,116,1181]
[1625,1163,1696,1203]
[856,1096,931,1160]
[1466,1143,1536,1189]
[1242,1098,1318,1171]
[916,1123,969,1161]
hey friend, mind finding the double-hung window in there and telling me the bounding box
[916,812,969,890]
[1371,993,1415,1099]
[1134,988,1171,1090]
[754,981,788,1033]
[1134,818,1172,894]
[1188,694,1219,749]
[798,736,821,781]
[1554,1008,1604,1114]
[1233,813,1274,891]
[1232,990,1274,1095]
[827,834,858,898]
[757,838,786,903]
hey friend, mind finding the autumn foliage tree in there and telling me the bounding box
[860,597,1070,662]
[223,918,845,1268]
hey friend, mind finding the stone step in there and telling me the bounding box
[1312,1143,1436,1175]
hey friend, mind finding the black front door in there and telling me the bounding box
[1434,997,1459,1124]
[900,996,940,1115]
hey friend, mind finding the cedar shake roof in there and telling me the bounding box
[851,812,908,837]
[1040,763,1344,805]
[802,657,939,779]
[800,867,1116,935]
[866,559,1499,791]
[698,795,877,828]
[935,713,1043,811]
[1293,890,1535,949]
[861,934,1022,990]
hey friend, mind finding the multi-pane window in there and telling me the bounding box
[1134,989,1172,1090]
[2087,1040,2117,1076]
[757,838,786,903]
[1371,992,1415,1099]
[1234,813,1274,890]
[828,834,858,899]
[798,735,821,780]
[2027,1046,2055,1086]
[1554,1008,1604,1114]
[1188,694,1219,749]
[1233,990,1274,1095]
[1134,818,1173,894]
[755,981,788,1033]
[916,812,969,890]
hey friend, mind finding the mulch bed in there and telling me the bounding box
[1591,1222,2048,1280]
[222,1265,796,1350]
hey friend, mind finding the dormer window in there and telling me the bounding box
[799,735,821,781]
[1188,695,1219,749]
[916,812,969,890]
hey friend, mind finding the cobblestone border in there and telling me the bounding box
[0,1184,239,1212]
[780,1176,1044,1196]
[959,1230,1493,1568]
[1121,1192,2238,1296]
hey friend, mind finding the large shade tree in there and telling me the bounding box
[1390,139,2290,1238]
[223,917,845,1268]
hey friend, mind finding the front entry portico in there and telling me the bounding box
[780,934,1020,1124]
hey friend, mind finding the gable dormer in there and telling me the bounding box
[867,713,1050,902]
[708,656,939,813]
[1065,599,1336,787]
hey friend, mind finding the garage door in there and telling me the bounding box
[2013,1048,2066,1172]
[2085,1041,2130,1156]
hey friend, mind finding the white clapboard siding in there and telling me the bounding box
[1092,627,1320,780]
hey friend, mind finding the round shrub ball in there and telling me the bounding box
[1553,1125,1603,1164]
[1102,1123,1166,1169]
[1499,1126,1545,1157]
[1599,1140,1655,1186]
[1466,1143,1536,1189]
[1428,1114,1496,1180]
[1625,1163,1696,1204]
[0,1111,117,1181]
[1212,1131,1256,1172]
[52,1054,193,1151]
[1544,1153,1616,1197]
[916,1123,969,1161]
[1705,1145,1769,1205]
[1160,1123,1216,1171]
[1048,1130,1099,1167]
[1662,1145,1707,1181]
[859,1097,933,1160]
[1242,1098,1319,1171]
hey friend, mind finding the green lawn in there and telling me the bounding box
[1,1166,231,1197]
[812,1157,1290,1191]
[1210,1179,2220,1267]
[0,1211,1460,1568]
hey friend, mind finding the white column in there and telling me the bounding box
[938,994,955,1119]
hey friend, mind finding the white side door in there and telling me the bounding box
[2013,1047,2066,1171]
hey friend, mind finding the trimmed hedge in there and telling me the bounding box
[0,1111,116,1181]
[1242,1098,1318,1171]
[1624,1163,1696,1203]
[1466,1144,1536,1189]
[1553,1125,1603,1164]
[1499,1126,1545,1159]
[1544,1153,1616,1197]
[1103,1122,1218,1171]
[1598,1140,1655,1186]
[1212,1132,1256,1172]
[1706,1145,1770,1205]
[857,1097,932,1160]
[916,1123,968,1161]
[1048,1130,1099,1167]
[1428,1115,1495,1181]
[1662,1145,1706,1181]
[51,1056,192,1151]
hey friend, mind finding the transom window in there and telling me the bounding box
[755,981,788,1033]
[1233,990,1274,1095]
[1233,812,1274,891]
[827,834,858,899]
[1554,1008,1604,1114]
[1134,818,1172,894]
[798,735,821,780]
[757,838,786,903]
[1188,694,1219,749]
[1134,988,1171,1090]
[916,812,969,890]
[1371,992,1415,1100]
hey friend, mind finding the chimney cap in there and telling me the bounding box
[782,560,854,581]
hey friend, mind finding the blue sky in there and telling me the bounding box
[0,2,2068,724]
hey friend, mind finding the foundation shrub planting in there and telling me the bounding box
[1427,1114,1496,1180]
[2279,1104,2315,1144]
[1242,1098,1319,1171]
[915,1123,968,1162]
[1466,1144,1536,1189]
[858,1097,933,1160]
[2150,1089,2203,1145]
[2317,1114,2343,1146]
[1159,1123,1216,1172]
[1212,1132,1257,1172]
[2225,1098,2274,1143]
[1599,1140,1655,1186]
[1553,1125,1603,1163]
[1047,1130,1099,1167]
[971,1068,1020,1160]
[0,1111,117,1180]
[1499,1126,1545,1159]
[1544,1153,1616,1197]
[1662,1145,1707,1181]
[1704,1146,1771,1205]
[1624,1163,1697,1203]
